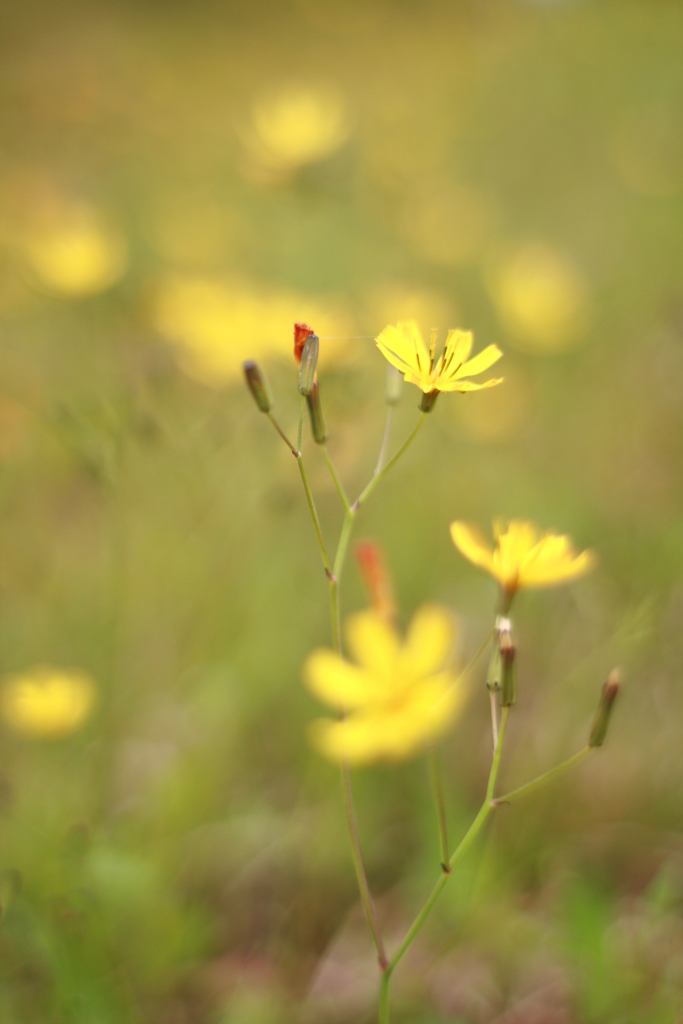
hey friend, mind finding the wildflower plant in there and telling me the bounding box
[244,319,619,1023]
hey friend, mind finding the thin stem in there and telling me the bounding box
[322,444,352,513]
[374,408,393,476]
[333,508,356,580]
[296,455,332,577]
[341,761,388,969]
[381,705,510,1020]
[267,412,298,455]
[430,748,449,869]
[495,746,592,806]
[353,413,426,511]
[436,627,494,711]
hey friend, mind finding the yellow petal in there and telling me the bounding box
[375,322,429,378]
[345,610,401,679]
[403,371,434,393]
[449,522,497,576]
[438,377,504,392]
[402,605,454,677]
[493,520,539,587]
[302,649,385,708]
[454,344,503,379]
[308,711,389,764]
[520,536,597,587]
[442,329,473,368]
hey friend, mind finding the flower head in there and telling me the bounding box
[303,605,465,764]
[375,321,503,397]
[0,667,97,739]
[450,519,596,605]
[294,322,314,365]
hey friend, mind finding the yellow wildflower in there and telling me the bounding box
[22,206,127,297]
[450,519,596,604]
[376,321,503,397]
[0,667,96,739]
[303,606,465,764]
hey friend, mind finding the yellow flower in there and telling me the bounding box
[449,519,596,602]
[0,667,96,739]
[22,206,127,297]
[243,85,351,172]
[375,321,503,396]
[303,606,465,764]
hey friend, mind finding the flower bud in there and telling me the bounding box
[419,389,439,413]
[589,669,620,748]
[298,334,319,396]
[486,647,501,693]
[498,630,516,707]
[294,322,314,366]
[354,540,397,621]
[306,380,328,444]
[385,365,403,406]
[243,361,272,413]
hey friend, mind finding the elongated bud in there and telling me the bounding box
[385,365,403,406]
[354,540,397,622]
[498,629,516,707]
[486,647,501,693]
[243,361,272,413]
[298,334,319,396]
[589,669,620,747]
[419,388,439,413]
[306,380,327,444]
[294,322,314,366]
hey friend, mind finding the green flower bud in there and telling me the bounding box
[486,647,501,693]
[498,631,516,708]
[243,361,272,413]
[298,334,319,396]
[385,365,403,406]
[306,380,328,445]
[589,669,620,747]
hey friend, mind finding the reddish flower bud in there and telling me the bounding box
[589,669,621,747]
[354,540,397,621]
[294,322,314,366]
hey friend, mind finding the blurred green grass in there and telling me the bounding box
[0,0,682,1021]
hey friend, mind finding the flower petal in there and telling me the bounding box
[303,649,385,708]
[520,535,597,587]
[437,377,504,392]
[345,610,401,679]
[450,521,497,576]
[402,605,455,678]
[442,329,473,369]
[376,322,429,379]
[453,344,503,379]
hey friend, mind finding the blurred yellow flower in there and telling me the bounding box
[486,244,587,353]
[0,667,97,739]
[243,85,351,172]
[22,206,127,297]
[151,275,354,385]
[450,520,596,601]
[376,321,503,395]
[303,606,464,764]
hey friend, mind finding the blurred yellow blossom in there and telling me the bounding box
[151,275,354,385]
[376,321,503,395]
[486,244,588,353]
[303,605,464,764]
[21,205,127,297]
[242,84,351,172]
[1,667,97,738]
[450,519,596,603]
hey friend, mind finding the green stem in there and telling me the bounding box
[296,455,332,577]
[322,444,352,513]
[489,690,499,750]
[354,414,426,511]
[430,748,449,869]
[494,746,591,806]
[380,708,509,1023]
[373,408,393,476]
[267,412,298,455]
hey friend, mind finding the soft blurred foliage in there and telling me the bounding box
[0,0,682,1021]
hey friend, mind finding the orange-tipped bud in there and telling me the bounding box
[298,334,319,396]
[354,540,397,621]
[589,669,620,747]
[294,322,314,366]
[243,361,272,413]
[306,380,327,444]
